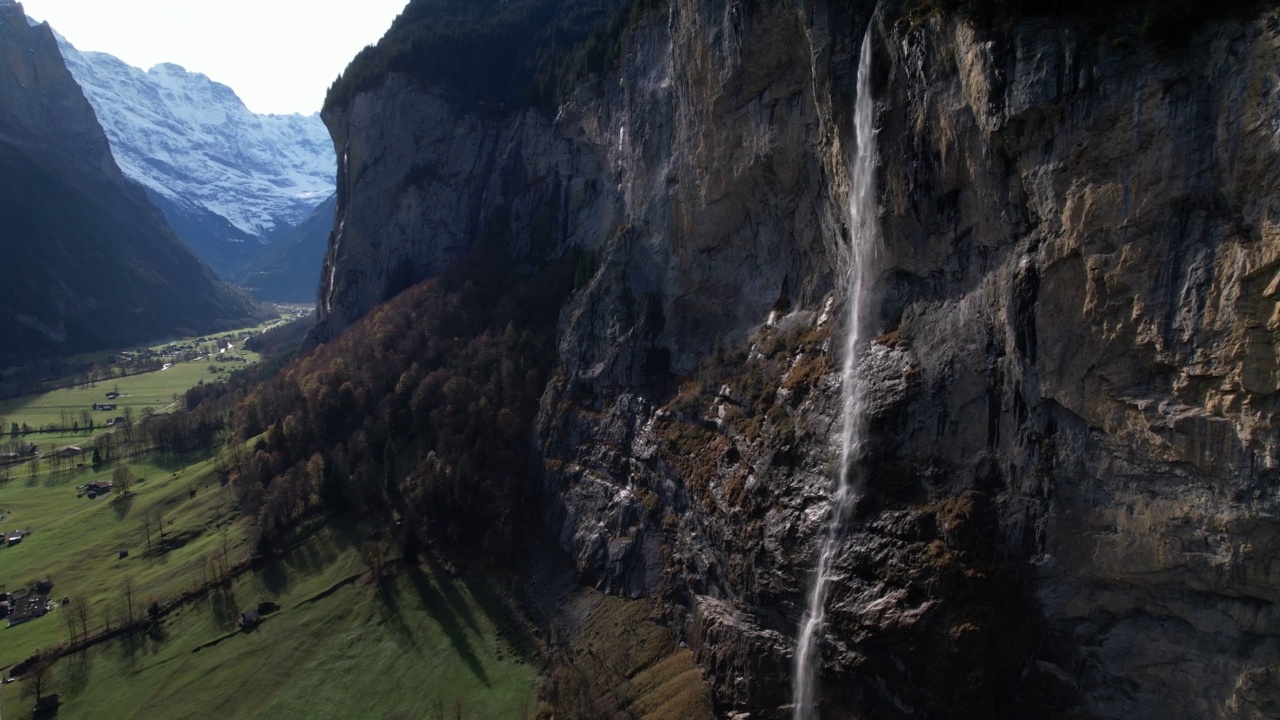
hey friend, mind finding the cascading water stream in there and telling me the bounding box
[791,23,879,720]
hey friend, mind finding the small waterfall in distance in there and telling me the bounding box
[791,22,879,720]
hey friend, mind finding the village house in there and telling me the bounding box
[84,481,114,498]
[57,446,83,459]
[6,595,47,627]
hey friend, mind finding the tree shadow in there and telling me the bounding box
[40,469,82,488]
[62,650,91,696]
[114,629,142,673]
[207,587,240,632]
[420,554,482,635]
[257,557,289,595]
[374,581,420,655]
[153,449,213,473]
[461,573,538,659]
[112,492,136,519]
[403,564,490,687]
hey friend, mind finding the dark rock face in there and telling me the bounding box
[0,1,257,360]
[237,193,338,303]
[318,0,1280,717]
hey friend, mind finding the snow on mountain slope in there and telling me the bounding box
[54,34,335,244]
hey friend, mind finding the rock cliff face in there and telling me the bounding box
[319,0,1280,717]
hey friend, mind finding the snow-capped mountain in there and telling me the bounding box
[53,33,335,277]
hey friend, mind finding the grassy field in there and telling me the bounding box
[0,351,258,435]
[0,314,540,719]
[0,450,540,720]
[0,531,538,720]
[0,308,315,436]
[0,454,250,669]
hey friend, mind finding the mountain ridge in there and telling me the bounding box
[0,0,259,361]
[52,32,335,278]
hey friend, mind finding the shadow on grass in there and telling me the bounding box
[251,520,351,597]
[375,581,421,656]
[152,449,214,473]
[461,573,538,659]
[63,648,91,696]
[208,587,240,633]
[421,555,482,636]
[259,558,289,595]
[401,564,491,687]
[112,492,136,519]
[41,467,88,488]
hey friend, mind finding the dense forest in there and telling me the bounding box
[326,0,643,110]
[170,247,580,566]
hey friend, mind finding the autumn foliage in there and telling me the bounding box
[220,248,577,563]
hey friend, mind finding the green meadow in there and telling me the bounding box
[1,525,538,720]
[0,350,259,435]
[0,443,539,720]
[0,316,539,720]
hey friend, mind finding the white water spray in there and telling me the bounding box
[792,24,879,720]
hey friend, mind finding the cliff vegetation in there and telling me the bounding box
[326,0,638,111]
[210,247,578,563]
[910,0,1280,46]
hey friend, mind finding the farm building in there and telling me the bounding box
[7,531,23,546]
[7,595,47,627]
[84,481,114,497]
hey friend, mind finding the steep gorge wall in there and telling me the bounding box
[318,1,1280,717]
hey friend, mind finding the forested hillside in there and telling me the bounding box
[328,0,635,109]
[183,247,579,562]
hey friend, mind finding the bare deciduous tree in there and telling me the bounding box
[123,576,136,626]
[20,650,53,702]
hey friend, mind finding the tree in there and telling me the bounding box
[142,513,154,557]
[63,598,79,646]
[20,650,53,703]
[112,464,133,496]
[75,597,91,645]
[122,576,136,626]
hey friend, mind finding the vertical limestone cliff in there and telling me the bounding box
[317,0,1280,717]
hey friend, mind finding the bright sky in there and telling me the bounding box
[20,0,408,115]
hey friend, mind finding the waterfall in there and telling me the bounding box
[792,23,879,720]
